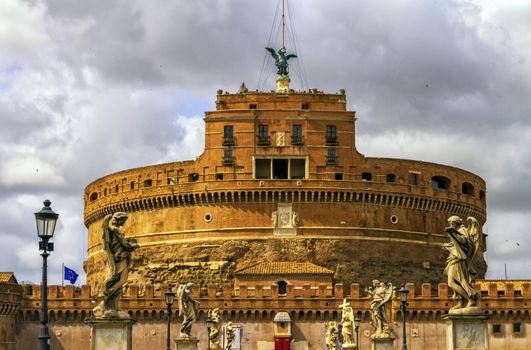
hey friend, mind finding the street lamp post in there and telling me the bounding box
[206,316,213,350]
[397,285,409,350]
[35,200,59,350]
[354,313,361,350]
[165,288,175,350]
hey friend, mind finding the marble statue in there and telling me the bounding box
[339,299,355,347]
[265,47,297,76]
[93,212,139,318]
[177,282,199,338]
[366,280,393,338]
[208,308,222,350]
[325,321,338,350]
[225,321,235,350]
[292,212,299,227]
[271,211,278,227]
[443,216,481,312]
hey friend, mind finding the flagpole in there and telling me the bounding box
[62,262,64,286]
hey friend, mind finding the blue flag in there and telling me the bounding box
[64,266,79,284]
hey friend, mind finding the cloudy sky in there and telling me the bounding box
[1,0,530,285]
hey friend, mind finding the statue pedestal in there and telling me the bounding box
[85,317,134,350]
[341,344,357,350]
[276,75,290,93]
[371,336,395,350]
[443,312,488,350]
[174,338,199,350]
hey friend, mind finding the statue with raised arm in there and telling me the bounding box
[366,280,393,339]
[325,321,338,350]
[93,212,139,318]
[265,47,297,76]
[339,299,355,348]
[208,308,222,350]
[443,216,481,313]
[177,282,199,338]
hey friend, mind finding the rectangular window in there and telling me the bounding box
[273,159,288,179]
[249,103,257,109]
[493,324,502,334]
[223,125,234,145]
[255,159,271,179]
[292,124,303,145]
[335,173,344,180]
[290,159,306,179]
[327,149,337,164]
[223,149,233,165]
[215,173,224,180]
[301,103,310,110]
[513,322,522,333]
[410,173,419,186]
[258,124,269,145]
[326,125,337,144]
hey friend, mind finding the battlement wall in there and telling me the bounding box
[17,281,531,323]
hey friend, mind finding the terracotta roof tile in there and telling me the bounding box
[476,279,531,291]
[235,262,333,276]
[0,272,17,283]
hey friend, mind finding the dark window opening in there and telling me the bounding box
[480,290,488,297]
[462,182,475,196]
[327,149,337,164]
[249,104,257,109]
[493,324,502,334]
[432,176,450,190]
[130,181,135,190]
[143,179,153,188]
[335,173,343,180]
[273,159,288,179]
[515,290,522,297]
[480,190,486,202]
[362,172,372,181]
[301,103,310,110]
[277,281,287,295]
[513,322,522,333]
[215,173,224,180]
[223,150,234,165]
[223,125,234,145]
[326,125,337,145]
[115,185,119,193]
[497,290,505,297]
[386,174,396,183]
[103,188,107,196]
[292,124,303,145]
[410,173,419,186]
[255,159,271,179]
[89,192,98,202]
[290,159,305,179]
[167,177,175,185]
[258,124,269,145]
[188,173,199,182]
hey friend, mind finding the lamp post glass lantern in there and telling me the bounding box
[206,316,213,350]
[354,313,361,350]
[165,289,175,350]
[35,200,59,350]
[397,285,409,350]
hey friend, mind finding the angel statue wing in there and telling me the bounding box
[176,284,185,317]
[265,47,278,60]
[286,54,298,60]
[466,217,481,273]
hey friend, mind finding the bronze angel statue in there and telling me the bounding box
[265,47,297,76]
[443,216,481,312]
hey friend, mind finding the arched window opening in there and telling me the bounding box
[89,192,98,202]
[277,281,287,295]
[431,176,450,190]
[386,174,396,183]
[462,182,475,196]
